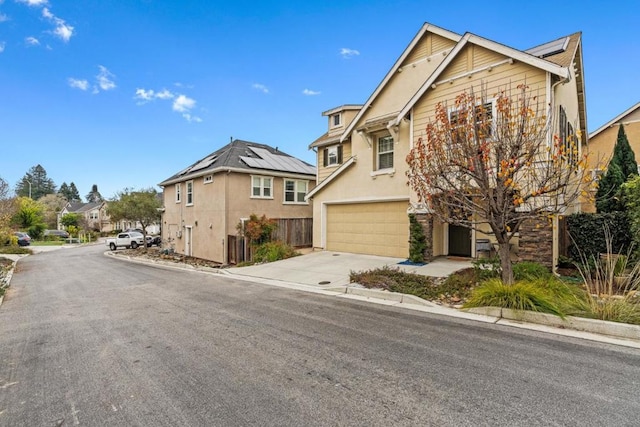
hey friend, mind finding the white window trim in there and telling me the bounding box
[283,179,309,204]
[175,183,181,203]
[186,180,194,206]
[376,135,394,171]
[331,113,341,128]
[251,175,274,199]
[327,146,339,166]
[447,99,496,139]
[203,175,213,184]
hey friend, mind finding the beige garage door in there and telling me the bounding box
[326,201,409,258]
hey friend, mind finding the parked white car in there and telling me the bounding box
[106,232,145,250]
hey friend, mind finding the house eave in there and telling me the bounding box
[159,166,316,188]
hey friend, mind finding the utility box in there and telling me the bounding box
[476,238,492,258]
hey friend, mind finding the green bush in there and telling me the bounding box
[253,241,297,263]
[471,256,501,281]
[464,278,566,317]
[408,214,427,263]
[566,212,632,261]
[27,223,46,240]
[513,261,551,281]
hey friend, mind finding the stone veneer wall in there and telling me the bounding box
[518,218,553,269]
[413,213,434,261]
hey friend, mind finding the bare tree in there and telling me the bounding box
[406,84,591,284]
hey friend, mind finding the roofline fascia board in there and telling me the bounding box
[339,23,462,143]
[309,135,341,149]
[589,101,640,139]
[322,105,363,116]
[159,166,316,187]
[305,156,357,200]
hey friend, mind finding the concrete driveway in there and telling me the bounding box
[228,250,472,287]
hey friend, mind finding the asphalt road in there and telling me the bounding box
[1,245,639,426]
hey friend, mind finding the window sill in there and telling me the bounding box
[370,168,395,177]
[250,196,274,200]
[186,203,194,207]
[283,201,308,205]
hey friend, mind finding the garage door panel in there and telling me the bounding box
[326,201,409,258]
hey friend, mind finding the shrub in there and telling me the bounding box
[408,214,427,263]
[513,261,551,281]
[27,223,46,240]
[253,241,297,263]
[464,278,565,317]
[566,212,632,261]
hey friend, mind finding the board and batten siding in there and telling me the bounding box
[402,33,456,66]
[317,142,352,183]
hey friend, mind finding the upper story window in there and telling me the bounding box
[377,136,394,170]
[252,176,273,198]
[559,105,577,164]
[449,101,494,144]
[284,179,308,203]
[323,145,343,167]
[203,175,213,184]
[175,183,181,203]
[186,180,193,206]
[331,113,341,127]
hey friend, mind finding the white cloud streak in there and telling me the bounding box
[16,0,49,6]
[96,65,116,91]
[302,89,321,96]
[0,42,5,53]
[0,13,9,22]
[68,78,88,91]
[135,88,202,122]
[25,36,40,45]
[340,47,360,59]
[41,7,73,42]
[252,83,269,94]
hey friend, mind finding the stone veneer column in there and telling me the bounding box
[518,218,553,269]
[413,213,434,261]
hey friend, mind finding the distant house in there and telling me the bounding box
[58,201,112,233]
[306,22,586,269]
[158,139,316,264]
[583,102,640,212]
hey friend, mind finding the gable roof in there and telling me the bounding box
[339,22,461,143]
[64,201,104,214]
[589,102,640,139]
[159,139,315,186]
[393,32,574,126]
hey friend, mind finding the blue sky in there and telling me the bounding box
[1,0,639,200]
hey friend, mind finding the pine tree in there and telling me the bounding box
[15,164,56,200]
[68,182,81,202]
[58,182,71,201]
[86,184,104,203]
[596,124,638,212]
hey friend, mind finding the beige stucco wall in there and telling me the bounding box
[162,171,314,263]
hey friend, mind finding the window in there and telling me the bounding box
[332,113,341,127]
[323,145,343,167]
[203,175,213,184]
[559,106,576,164]
[252,176,273,198]
[449,101,494,144]
[186,180,193,205]
[377,136,394,170]
[89,212,98,220]
[284,179,308,203]
[175,183,181,203]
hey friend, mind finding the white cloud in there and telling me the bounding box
[17,0,49,6]
[96,65,116,91]
[68,78,88,91]
[340,47,360,59]
[0,42,5,53]
[252,83,269,94]
[25,36,39,46]
[134,88,175,104]
[42,7,73,42]
[155,89,174,99]
[173,94,195,113]
[302,88,321,96]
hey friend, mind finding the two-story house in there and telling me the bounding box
[158,139,316,264]
[306,22,586,269]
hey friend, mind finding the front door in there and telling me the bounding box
[448,225,471,257]
[185,226,192,257]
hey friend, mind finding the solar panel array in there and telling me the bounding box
[180,155,217,176]
[525,36,569,58]
[240,147,315,175]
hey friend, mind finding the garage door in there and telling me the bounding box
[326,201,409,258]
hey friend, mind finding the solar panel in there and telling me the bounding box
[526,36,569,58]
[186,155,217,174]
[240,147,315,175]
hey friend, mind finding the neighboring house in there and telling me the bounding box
[582,102,640,212]
[306,22,586,269]
[58,201,113,233]
[158,139,316,264]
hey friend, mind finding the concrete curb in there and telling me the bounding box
[465,307,640,341]
[326,286,436,307]
[0,256,20,309]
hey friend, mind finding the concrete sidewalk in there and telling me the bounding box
[228,250,473,287]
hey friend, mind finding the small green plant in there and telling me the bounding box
[253,241,297,263]
[464,278,565,317]
[513,261,551,281]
